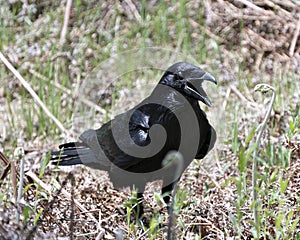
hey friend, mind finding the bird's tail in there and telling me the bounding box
[50,142,91,166]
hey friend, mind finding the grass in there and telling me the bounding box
[0,0,299,239]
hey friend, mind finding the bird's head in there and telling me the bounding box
[159,62,217,107]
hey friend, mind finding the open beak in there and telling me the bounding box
[184,71,217,107]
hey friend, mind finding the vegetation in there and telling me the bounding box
[0,0,299,239]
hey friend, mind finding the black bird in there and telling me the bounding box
[51,62,217,217]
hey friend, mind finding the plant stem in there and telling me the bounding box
[252,84,276,236]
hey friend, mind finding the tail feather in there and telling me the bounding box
[50,142,91,166]
[50,141,107,169]
[52,157,83,166]
[58,142,87,149]
[51,148,92,159]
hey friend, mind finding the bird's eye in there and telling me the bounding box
[175,73,184,80]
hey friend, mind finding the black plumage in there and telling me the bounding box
[51,62,217,216]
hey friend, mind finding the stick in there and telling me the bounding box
[25,171,105,238]
[289,15,300,57]
[0,151,11,187]
[25,170,98,223]
[60,0,73,45]
[0,51,69,136]
[188,18,228,44]
[230,85,257,108]
[124,0,142,24]
[236,0,273,15]
[15,147,25,223]
[29,68,106,114]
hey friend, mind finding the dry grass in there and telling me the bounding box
[0,0,299,239]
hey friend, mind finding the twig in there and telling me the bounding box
[29,68,106,114]
[254,52,264,72]
[76,231,106,237]
[181,214,224,237]
[252,84,276,234]
[263,0,291,17]
[11,160,17,201]
[0,151,10,166]
[0,151,11,187]
[25,171,73,239]
[60,0,73,45]
[70,173,75,240]
[289,15,300,57]
[50,52,71,61]
[243,28,275,52]
[235,0,274,15]
[123,0,143,24]
[0,52,70,136]
[193,216,224,235]
[222,87,231,112]
[25,171,106,238]
[272,0,297,8]
[199,165,222,189]
[95,232,104,240]
[230,85,257,109]
[216,0,278,20]
[291,0,300,7]
[15,147,25,223]
[188,18,228,44]
[25,170,99,223]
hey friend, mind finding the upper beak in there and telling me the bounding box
[197,72,217,85]
[184,71,217,107]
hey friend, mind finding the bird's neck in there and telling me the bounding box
[150,83,199,111]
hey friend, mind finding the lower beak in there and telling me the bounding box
[185,71,217,107]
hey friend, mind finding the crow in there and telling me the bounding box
[51,62,217,217]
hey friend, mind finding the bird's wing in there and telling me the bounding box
[79,99,184,171]
[195,125,216,159]
[110,109,153,169]
[80,108,152,171]
[78,129,111,169]
[128,108,151,146]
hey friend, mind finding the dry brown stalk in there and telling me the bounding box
[0,52,70,137]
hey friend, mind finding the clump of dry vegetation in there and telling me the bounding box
[0,0,299,239]
[206,0,300,72]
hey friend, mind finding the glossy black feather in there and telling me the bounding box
[50,62,217,217]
